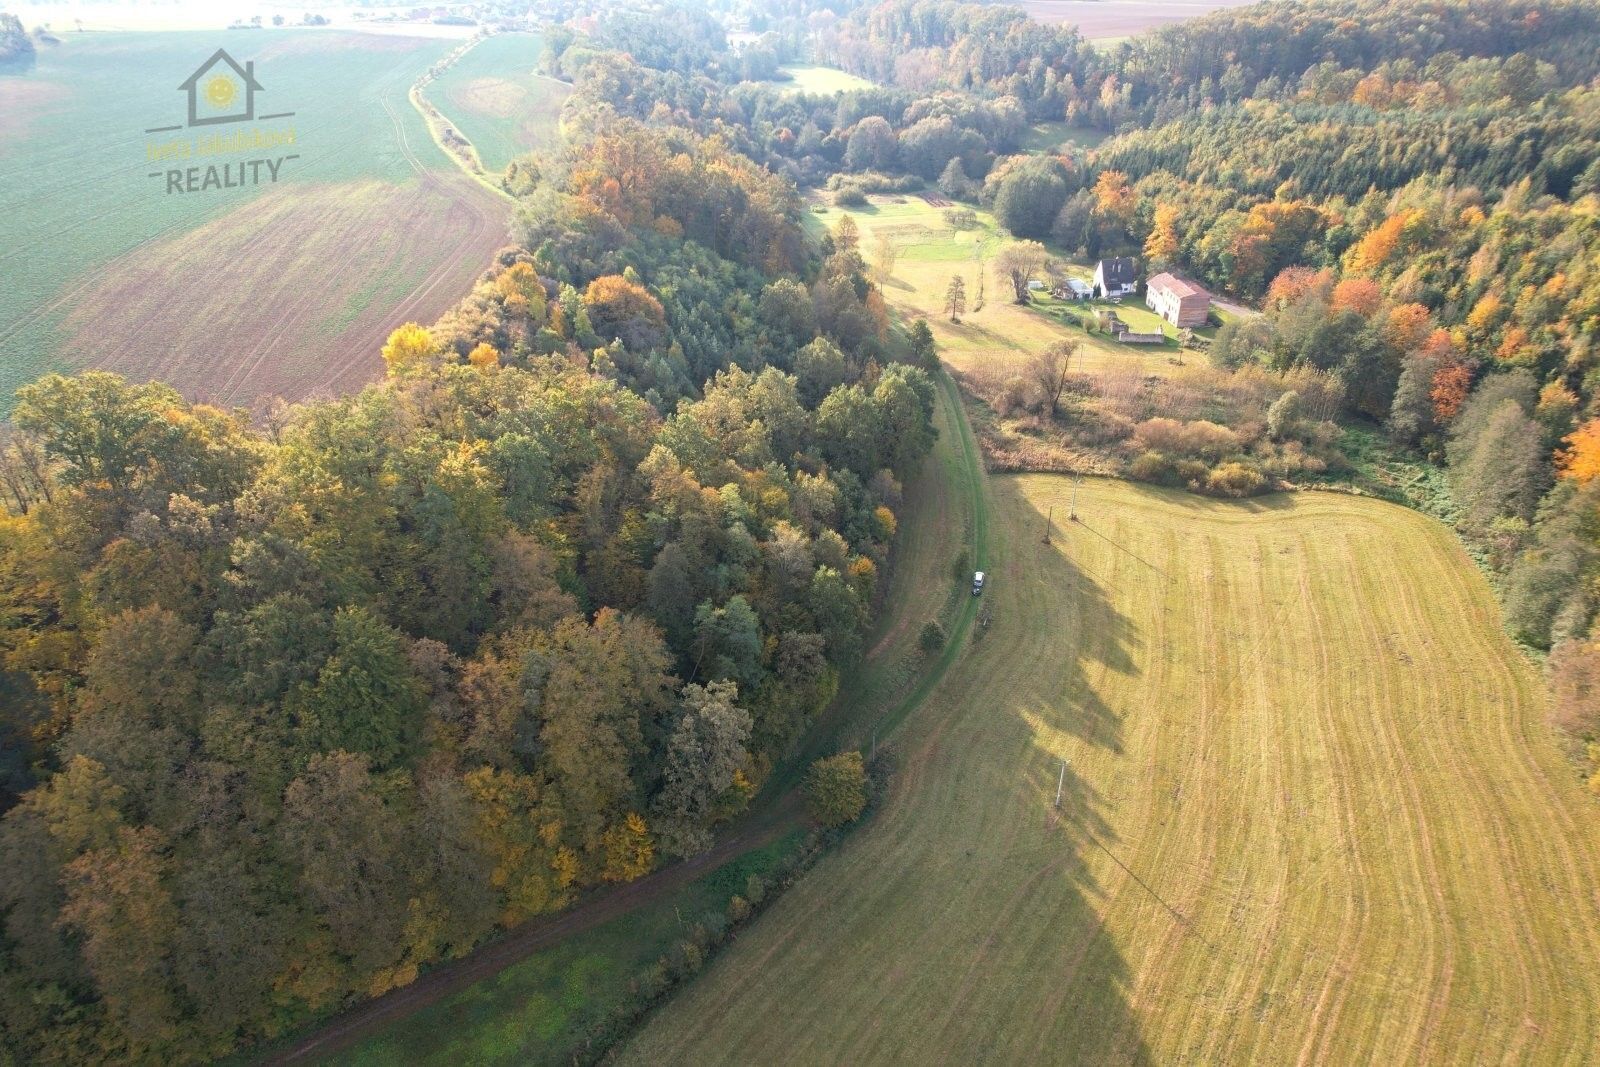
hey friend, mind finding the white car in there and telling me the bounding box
[972,571,985,596]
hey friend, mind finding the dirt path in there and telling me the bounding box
[259,794,802,1065]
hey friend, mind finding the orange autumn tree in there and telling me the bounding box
[1430,361,1474,423]
[1559,420,1600,484]
[1346,208,1423,274]
[1330,277,1383,317]
[1092,170,1138,224]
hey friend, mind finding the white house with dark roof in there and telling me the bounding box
[1093,257,1138,299]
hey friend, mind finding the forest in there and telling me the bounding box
[0,37,934,1060]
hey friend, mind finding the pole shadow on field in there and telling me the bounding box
[952,474,1150,1064]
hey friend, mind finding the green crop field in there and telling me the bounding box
[427,32,570,176]
[0,29,514,410]
[623,476,1600,1062]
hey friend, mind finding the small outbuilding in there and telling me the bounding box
[1053,278,1092,301]
[1146,272,1211,327]
[1093,257,1138,299]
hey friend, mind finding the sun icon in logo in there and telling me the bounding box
[204,73,238,109]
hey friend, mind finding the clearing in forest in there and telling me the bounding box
[622,475,1600,1062]
[809,195,1195,381]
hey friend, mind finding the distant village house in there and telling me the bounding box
[1146,272,1211,328]
[1093,257,1138,299]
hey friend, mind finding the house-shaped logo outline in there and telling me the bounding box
[179,48,263,127]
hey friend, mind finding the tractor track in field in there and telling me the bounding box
[252,372,990,1065]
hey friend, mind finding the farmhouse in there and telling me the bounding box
[1146,272,1211,327]
[1093,257,1138,299]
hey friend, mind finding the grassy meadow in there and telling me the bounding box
[427,31,569,177]
[0,30,516,410]
[757,64,875,95]
[809,193,1189,381]
[622,475,1600,1062]
[324,831,805,1067]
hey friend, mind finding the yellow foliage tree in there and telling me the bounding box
[381,322,438,375]
[600,812,655,883]
[1143,203,1180,267]
[1467,292,1505,334]
[494,262,547,322]
[467,342,500,373]
[1559,420,1600,484]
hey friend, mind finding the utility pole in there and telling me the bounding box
[1055,759,1068,808]
[1042,503,1054,544]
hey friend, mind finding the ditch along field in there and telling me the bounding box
[0,30,522,411]
[623,475,1600,1062]
[808,193,1207,386]
[426,31,570,177]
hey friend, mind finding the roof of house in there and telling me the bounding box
[1096,257,1137,284]
[1066,278,1092,292]
[1147,272,1209,299]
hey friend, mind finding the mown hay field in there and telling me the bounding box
[0,30,521,410]
[428,31,570,176]
[623,475,1600,1063]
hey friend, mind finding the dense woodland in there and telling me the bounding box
[0,30,933,1060]
[4,0,1600,1061]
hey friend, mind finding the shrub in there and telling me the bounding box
[1133,417,1242,460]
[1550,640,1600,737]
[919,620,947,654]
[1205,461,1269,497]
[1174,458,1210,486]
[943,207,978,230]
[1128,450,1173,483]
[998,375,1036,416]
[805,751,868,827]
[836,186,868,207]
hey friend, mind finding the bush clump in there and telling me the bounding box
[805,751,868,827]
